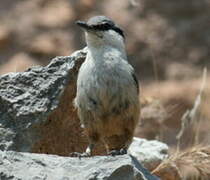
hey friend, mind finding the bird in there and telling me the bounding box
[73,15,140,157]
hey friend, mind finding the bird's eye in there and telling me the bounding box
[101,23,110,29]
[93,23,111,31]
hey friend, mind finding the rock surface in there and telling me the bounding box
[129,137,168,171]
[0,150,159,180]
[0,48,88,154]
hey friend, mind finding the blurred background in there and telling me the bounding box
[0,0,209,150]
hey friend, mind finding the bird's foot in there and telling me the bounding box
[70,152,91,159]
[108,148,127,156]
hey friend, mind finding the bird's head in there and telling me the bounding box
[76,16,125,50]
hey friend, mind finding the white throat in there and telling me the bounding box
[85,30,127,62]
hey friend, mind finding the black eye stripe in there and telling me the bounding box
[90,24,125,38]
[112,27,125,38]
[91,24,110,30]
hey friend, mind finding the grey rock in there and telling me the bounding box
[0,48,87,152]
[129,137,168,170]
[0,150,160,180]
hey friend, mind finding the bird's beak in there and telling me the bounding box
[76,21,91,31]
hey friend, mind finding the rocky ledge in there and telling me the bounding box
[0,151,160,180]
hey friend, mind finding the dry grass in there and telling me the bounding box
[152,146,210,180]
[176,68,207,150]
[151,68,210,180]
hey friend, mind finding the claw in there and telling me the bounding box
[120,148,127,155]
[108,148,127,156]
[70,152,91,159]
[70,144,94,158]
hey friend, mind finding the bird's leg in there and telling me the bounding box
[70,143,94,158]
[104,133,132,156]
[84,143,94,156]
